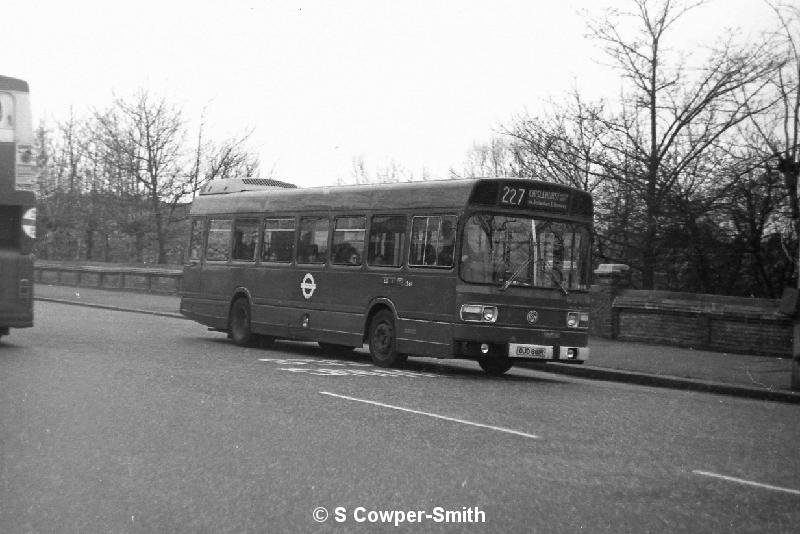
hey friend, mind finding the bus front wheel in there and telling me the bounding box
[368,310,407,368]
[477,355,513,376]
[229,297,254,347]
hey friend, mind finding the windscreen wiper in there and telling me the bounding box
[543,261,569,296]
[499,258,532,291]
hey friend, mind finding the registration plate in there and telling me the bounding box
[509,344,553,359]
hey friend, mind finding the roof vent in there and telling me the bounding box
[199,178,297,195]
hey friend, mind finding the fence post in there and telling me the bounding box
[793,322,800,391]
[778,287,800,391]
[590,264,630,339]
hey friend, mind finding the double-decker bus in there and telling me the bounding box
[180,177,592,375]
[0,75,36,342]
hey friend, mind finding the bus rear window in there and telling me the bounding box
[188,219,204,262]
[0,206,20,249]
[206,219,231,261]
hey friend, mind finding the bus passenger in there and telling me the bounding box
[461,239,492,282]
[235,231,256,260]
[437,220,455,265]
[305,244,320,263]
[424,244,437,265]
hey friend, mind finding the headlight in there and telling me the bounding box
[566,311,589,328]
[566,312,578,328]
[461,304,498,323]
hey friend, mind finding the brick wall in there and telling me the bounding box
[590,277,793,357]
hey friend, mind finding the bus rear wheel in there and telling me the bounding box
[368,310,407,368]
[478,355,513,376]
[229,297,254,347]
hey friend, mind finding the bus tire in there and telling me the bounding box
[318,342,356,355]
[229,297,255,347]
[478,355,513,376]
[368,310,407,368]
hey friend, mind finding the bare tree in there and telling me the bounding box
[347,157,415,184]
[504,92,608,193]
[36,90,265,264]
[188,109,262,198]
[202,133,261,181]
[737,2,800,281]
[94,91,188,263]
[452,137,518,179]
[350,156,370,184]
[587,0,780,288]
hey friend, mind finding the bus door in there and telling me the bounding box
[288,215,332,340]
[391,215,458,358]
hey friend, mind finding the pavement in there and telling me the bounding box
[33,283,800,403]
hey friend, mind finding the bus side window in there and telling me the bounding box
[298,217,330,264]
[368,215,406,267]
[332,216,365,265]
[262,218,295,262]
[232,218,259,262]
[188,218,205,263]
[206,219,232,261]
[409,215,456,268]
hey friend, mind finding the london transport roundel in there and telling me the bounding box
[300,273,317,299]
[22,208,36,239]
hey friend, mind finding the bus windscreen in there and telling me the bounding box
[460,213,591,291]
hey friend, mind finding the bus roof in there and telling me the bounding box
[191,179,480,215]
[0,76,29,92]
[189,178,592,217]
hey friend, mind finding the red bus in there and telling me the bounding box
[0,75,36,342]
[180,177,592,375]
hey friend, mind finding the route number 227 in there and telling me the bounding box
[500,186,527,206]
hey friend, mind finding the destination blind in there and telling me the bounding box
[497,183,570,212]
[467,180,592,216]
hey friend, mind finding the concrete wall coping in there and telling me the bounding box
[614,289,786,322]
[36,260,182,276]
[594,263,631,275]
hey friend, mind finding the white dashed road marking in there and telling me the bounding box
[320,391,540,439]
[692,470,800,496]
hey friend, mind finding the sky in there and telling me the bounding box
[3,0,779,188]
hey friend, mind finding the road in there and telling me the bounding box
[1,301,798,533]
